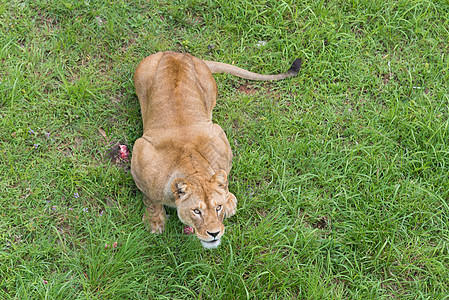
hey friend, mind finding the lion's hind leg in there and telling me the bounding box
[142,196,166,233]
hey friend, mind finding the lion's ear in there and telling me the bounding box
[171,178,190,199]
[212,170,228,190]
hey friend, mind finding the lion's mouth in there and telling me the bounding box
[200,238,221,249]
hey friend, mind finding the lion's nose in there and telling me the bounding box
[207,231,220,238]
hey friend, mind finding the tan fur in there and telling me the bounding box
[131,51,299,248]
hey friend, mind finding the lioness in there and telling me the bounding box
[131,52,301,249]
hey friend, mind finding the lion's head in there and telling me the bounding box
[171,170,237,249]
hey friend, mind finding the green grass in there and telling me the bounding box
[1,0,449,298]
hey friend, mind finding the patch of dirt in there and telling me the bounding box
[257,208,269,217]
[299,210,332,231]
[237,83,258,94]
[382,72,394,84]
[351,24,364,37]
[311,216,330,230]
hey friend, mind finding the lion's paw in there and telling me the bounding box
[224,193,237,218]
[143,211,166,233]
[150,224,165,234]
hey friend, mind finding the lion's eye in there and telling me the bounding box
[193,209,201,215]
[216,205,222,212]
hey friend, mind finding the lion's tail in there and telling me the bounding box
[203,58,302,81]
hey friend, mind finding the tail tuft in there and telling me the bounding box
[287,58,302,75]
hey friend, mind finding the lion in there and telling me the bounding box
[131,52,301,249]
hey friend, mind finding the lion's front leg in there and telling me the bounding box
[224,192,237,218]
[142,196,166,233]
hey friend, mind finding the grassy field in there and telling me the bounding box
[1,0,449,298]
